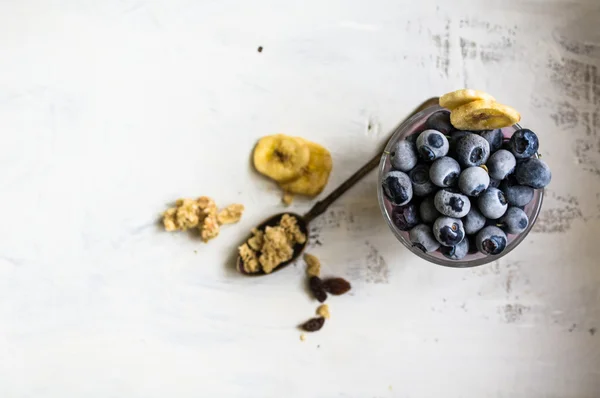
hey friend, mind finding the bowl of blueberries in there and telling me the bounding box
[378,94,551,268]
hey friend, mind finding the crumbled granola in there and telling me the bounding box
[282,192,294,206]
[163,198,201,231]
[200,212,220,242]
[259,226,294,274]
[163,196,243,243]
[217,204,245,225]
[247,228,264,251]
[197,196,217,216]
[237,213,306,274]
[279,214,307,245]
[304,253,321,277]
[299,333,306,341]
[238,215,303,273]
[238,243,260,273]
[316,304,330,319]
[163,207,179,231]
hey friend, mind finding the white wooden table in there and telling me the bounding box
[1,1,599,397]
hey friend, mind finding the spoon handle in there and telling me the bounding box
[303,97,440,223]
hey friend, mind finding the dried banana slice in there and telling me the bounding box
[440,89,496,110]
[253,134,310,183]
[450,100,521,130]
[279,140,332,197]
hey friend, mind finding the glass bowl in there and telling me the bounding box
[377,105,543,268]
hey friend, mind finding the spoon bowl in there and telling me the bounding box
[236,97,440,275]
[236,212,308,275]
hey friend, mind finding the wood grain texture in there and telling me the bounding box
[0,0,599,397]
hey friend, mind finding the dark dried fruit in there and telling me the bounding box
[322,278,351,295]
[309,276,327,302]
[301,317,325,332]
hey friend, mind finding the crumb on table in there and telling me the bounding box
[197,196,219,242]
[282,192,294,206]
[163,196,243,243]
[316,304,330,319]
[304,253,321,277]
[200,212,220,242]
[163,198,201,231]
[217,204,245,225]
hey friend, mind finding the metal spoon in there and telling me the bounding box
[237,97,440,275]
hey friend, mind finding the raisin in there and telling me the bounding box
[309,276,327,302]
[322,277,351,295]
[301,317,325,332]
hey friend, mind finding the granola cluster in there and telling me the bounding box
[237,214,306,274]
[282,192,294,206]
[316,304,330,319]
[217,204,245,225]
[163,197,244,242]
[303,253,321,277]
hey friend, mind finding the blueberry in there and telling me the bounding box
[487,149,516,180]
[429,156,461,188]
[462,207,486,235]
[500,177,534,207]
[390,139,418,172]
[509,129,539,159]
[408,164,436,197]
[499,207,529,234]
[458,166,490,197]
[419,196,441,224]
[382,171,413,206]
[455,134,490,167]
[479,129,504,152]
[391,203,420,231]
[515,158,551,189]
[433,216,465,247]
[448,130,473,146]
[434,189,471,218]
[478,187,508,219]
[476,226,507,255]
[440,238,469,260]
[409,224,441,253]
[416,129,449,161]
[425,110,455,135]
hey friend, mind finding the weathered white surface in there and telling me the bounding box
[1,0,599,397]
